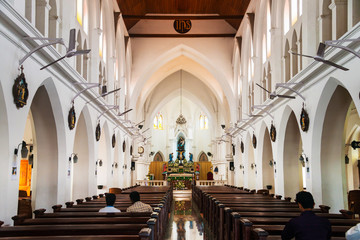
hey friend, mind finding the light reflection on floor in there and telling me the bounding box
[164,190,208,240]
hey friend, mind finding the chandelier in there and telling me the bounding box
[176,70,187,125]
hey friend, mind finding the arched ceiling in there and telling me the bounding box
[136,55,224,110]
[141,70,218,123]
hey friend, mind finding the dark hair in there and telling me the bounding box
[295,191,315,209]
[130,191,140,203]
[105,193,116,206]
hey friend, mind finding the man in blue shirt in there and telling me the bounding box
[99,193,121,212]
[282,191,331,240]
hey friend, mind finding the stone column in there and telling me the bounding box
[35,0,50,36]
[348,0,360,29]
[296,40,302,71]
[318,1,332,43]
[329,0,348,39]
[25,0,36,24]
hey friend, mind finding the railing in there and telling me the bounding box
[136,180,168,186]
[196,180,227,186]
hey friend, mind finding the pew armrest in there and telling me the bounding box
[85,197,92,202]
[11,214,28,225]
[139,227,152,240]
[33,208,46,217]
[0,221,3,227]
[76,199,84,204]
[340,209,354,219]
[99,193,104,198]
[275,195,282,200]
[252,228,269,240]
[319,205,330,213]
[65,201,74,208]
[285,197,291,202]
[52,204,62,212]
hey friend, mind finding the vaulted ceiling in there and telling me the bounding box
[116,0,251,35]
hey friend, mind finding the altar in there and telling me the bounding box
[167,173,193,190]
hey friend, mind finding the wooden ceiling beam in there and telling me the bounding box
[129,33,235,38]
[122,15,244,20]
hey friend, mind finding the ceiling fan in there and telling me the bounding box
[40,29,91,70]
[256,83,295,100]
[290,42,349,71]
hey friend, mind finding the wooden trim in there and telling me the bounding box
[122,15,244,20]
[129,33,235,38]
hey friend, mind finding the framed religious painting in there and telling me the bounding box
[270,123,276,142]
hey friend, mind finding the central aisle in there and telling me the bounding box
[164,190,214,240]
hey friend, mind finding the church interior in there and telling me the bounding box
[1,0,360,239]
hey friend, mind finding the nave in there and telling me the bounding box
[2,184,360,239]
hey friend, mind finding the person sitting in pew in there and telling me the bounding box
[126,191,153,213]
[99,193,121,212]
[282,191,331,240]
[346,223,360,240]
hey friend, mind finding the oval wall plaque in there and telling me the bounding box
[173,19,192,34]
[270,123,276,142]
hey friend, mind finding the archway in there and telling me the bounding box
[149,151,165,180]
[283,111,303,200]
[344,102,360,191]
[96,122,110,194]
[262,127,275,194]
[246,133,256,189]
[321,86,353,211]
[27,86,59,211]
[111,131,120,187]
[72,111,90,201]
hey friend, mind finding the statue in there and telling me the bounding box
[169,153,173,162]
[162,163,167,173]
[178,137,185,152]
[189,153,193,162]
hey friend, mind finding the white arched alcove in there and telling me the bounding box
[72,110,90,201]
[30,85,59,211]
[283,110,303,200]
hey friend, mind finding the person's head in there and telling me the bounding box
[130,191,140,203]
[295,191,315,211]
[105,193,116,206]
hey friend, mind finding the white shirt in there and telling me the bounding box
[98,206,121,212]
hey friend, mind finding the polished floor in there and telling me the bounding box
[164,190,214,240]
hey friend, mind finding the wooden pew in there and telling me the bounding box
[0,224,152,239]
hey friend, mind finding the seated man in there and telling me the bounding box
[126,191,153,212]
[282,191,331,240]
[99,193,120,212]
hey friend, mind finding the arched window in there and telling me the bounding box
[266,1,271,57]
[199,114,208,130]
[262,35,267,64]
[284,0,290,34]
[99,6,106,63]
[291,0,298,25]
[153,113,163,130]
[76,0,83,26]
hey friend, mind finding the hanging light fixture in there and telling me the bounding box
[176,70,187,125]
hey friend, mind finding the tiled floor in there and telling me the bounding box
[164,190,214,240]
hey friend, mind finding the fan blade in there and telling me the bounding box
[67,49,91,58]
[68,29,76,52]
[316,42,326,58]
[40,56,66,70]
[256,83,271,93]
[290,51,314,59]
[320,59,349,71]
[276,94,296,99]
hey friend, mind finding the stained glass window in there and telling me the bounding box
[153,113,163,130]
[200,114,208,130]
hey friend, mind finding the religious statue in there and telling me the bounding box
[163,163,167,173]
[178,137,185,151]
[189,153,193,162]
[169,153,173,162]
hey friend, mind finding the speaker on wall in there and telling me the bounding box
[229,161,234,171]
[131,161,135,171]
